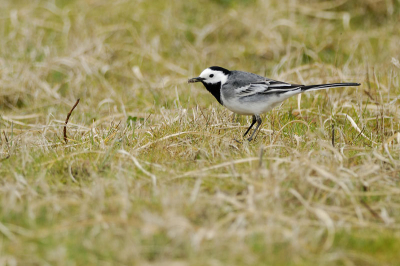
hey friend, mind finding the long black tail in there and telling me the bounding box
[301,83,361,92]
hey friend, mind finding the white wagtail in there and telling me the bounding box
[188,66,360,141]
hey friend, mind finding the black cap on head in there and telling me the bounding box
[209,66,231,75]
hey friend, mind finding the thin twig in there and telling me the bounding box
[360,199,384,222]
[331,124,335,147]
[366,62,371,92]
[1,131,10,162]
[363,90,376,103]
[64,99,80,144]
[354,125,366,142]
[199,107,210,127]
[3,131,9,146]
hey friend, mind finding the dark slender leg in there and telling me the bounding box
[247,115,262,141]
[243,115,257,137]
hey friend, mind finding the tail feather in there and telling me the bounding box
[301,83,361,92]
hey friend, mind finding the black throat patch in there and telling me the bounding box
[201,81,222,105]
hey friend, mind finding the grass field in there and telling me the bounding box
[1,0,400,265]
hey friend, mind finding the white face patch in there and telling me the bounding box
[199,68,229,85]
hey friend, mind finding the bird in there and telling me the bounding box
[188,66,360,141]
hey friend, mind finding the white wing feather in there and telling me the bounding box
[236,81,302,97]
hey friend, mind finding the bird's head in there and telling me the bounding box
[188,66,230,85]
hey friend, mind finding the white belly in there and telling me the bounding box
[221,94,284,115]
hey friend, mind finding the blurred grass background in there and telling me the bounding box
[1,0,400,265]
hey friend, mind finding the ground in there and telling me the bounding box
[1,0,400,265]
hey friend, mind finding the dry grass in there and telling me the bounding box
[1,0,400,265]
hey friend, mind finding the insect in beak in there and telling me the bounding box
[188,77,205,83]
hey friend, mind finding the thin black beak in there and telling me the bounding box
[188,77,205,83]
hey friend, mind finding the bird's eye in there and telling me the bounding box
[209,74,214,78]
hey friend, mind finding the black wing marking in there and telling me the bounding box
[237,80,304,97]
